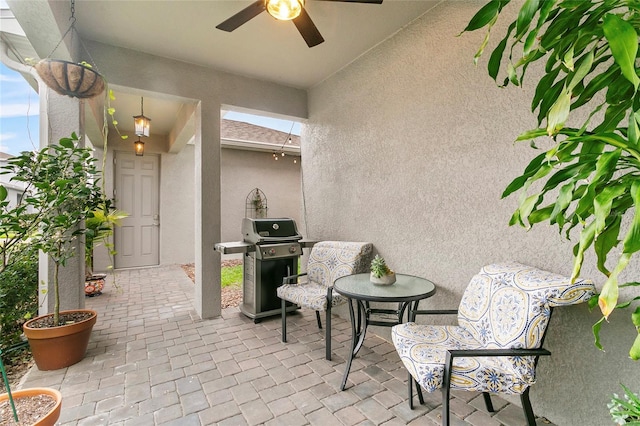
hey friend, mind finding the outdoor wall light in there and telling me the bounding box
[266,0,303,21]
[133,97,151,137]
[134,137,145,156]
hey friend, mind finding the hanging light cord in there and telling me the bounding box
[279,122,295,152]
[43,0,101,75]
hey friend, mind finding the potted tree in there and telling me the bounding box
[0,152,69,423]
[3,133,104,370]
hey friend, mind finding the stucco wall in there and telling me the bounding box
[221,148,302,243]
[304,1,639,425]
[161,146,196,265]
[156,144,302,263]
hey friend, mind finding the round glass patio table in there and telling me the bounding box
[333,273,436,390]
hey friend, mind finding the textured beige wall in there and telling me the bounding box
[156,144,302,263]
[220,148,302,243]
[305,1,639,424]
[161,147,196,265]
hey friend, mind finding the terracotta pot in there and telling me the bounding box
[23,309,97,371]
[0,387,62,426]
[35,59,105,99]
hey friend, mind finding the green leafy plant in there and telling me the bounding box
[4,133,103,326]
[609,384,640,425]
[370,254,392,278]
[464,0,640,359]
[0,244,38,350]
[85,202,127,278]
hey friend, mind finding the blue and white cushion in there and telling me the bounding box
[277,241,373,311]
[392,262,595,395]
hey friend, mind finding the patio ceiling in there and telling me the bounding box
[4,0,441,136]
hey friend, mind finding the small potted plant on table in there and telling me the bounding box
[370,254,396,285]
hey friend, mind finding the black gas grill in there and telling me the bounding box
[216,218,313,322]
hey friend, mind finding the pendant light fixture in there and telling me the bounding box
[134,137,145,156]
[133,97,151,137]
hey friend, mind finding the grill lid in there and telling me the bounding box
[242,218,302,244]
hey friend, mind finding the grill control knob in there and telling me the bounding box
[268,248,276,256]
[289,246,297,254]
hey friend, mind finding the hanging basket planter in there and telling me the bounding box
[35,59,105,99]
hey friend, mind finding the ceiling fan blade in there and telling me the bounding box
[216,1,266,32]
[314,0,383,3]
[293,7,325,48]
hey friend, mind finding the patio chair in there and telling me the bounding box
[391,261,595,426]
[277,241,373,360]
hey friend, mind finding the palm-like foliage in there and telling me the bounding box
[463,0,640,359]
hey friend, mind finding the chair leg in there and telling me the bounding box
[483,392,495,412]
[325,306,332,361]
[408,372,414,409]
[407,374,425,410]
[521,388,536,426]
[442,351,453,426]
[315,311,322,329]
[281,298,287,343]
[442,385,451,426]
[416,379,424,405]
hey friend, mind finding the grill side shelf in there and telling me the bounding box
[214,242,256,255]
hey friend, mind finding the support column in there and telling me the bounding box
[194,100,222,319]
[38,85,86,316]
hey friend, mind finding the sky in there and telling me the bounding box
[0,63,40,155]
[0,63,301,157]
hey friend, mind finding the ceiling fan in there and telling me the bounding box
[216,0,383,48]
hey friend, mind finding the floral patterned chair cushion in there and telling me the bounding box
[277,241,373,360]
[276,241,373,311]
[392,261,595,395]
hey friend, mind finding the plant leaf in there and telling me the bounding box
[593,316,606,350]
[59,137,74,149]
[632,306,640,327]
[488,24,514,81]
[546,89,571,135]
[515,0,540,39]
[630,333,640,360]
[462,0,505,32]
[594,184,626,234]
[622,180,640,254]
[549,182,574,225]
[572,220,596,281]
[599,252,630,318]
[567,49,594,91]
[603,14,640,90]
[594,214,621,276]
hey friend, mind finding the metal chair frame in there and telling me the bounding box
[280,272,337,361]
[406,308,553,426]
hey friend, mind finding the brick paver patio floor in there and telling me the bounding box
[18,265,554,425]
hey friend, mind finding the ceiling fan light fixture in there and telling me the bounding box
[265,0,304,21]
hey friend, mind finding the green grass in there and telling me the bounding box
[221,265,242,288]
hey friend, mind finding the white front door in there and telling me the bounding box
[114,152,160,268]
